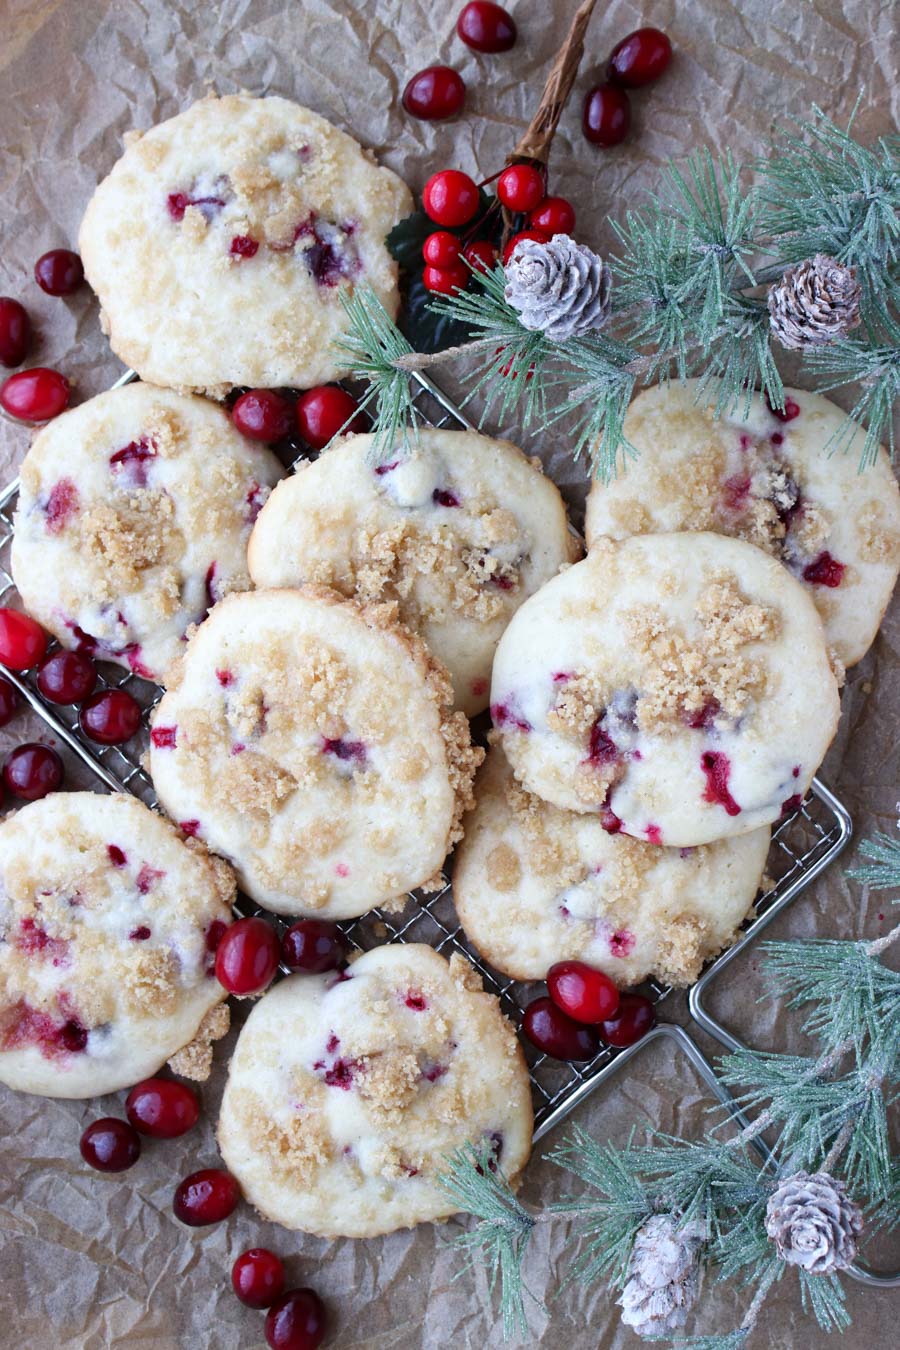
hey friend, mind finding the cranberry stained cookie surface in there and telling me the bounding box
[454,746,771,985]
[490,533,840,846]
[248,429,580,715]
[149,588,483,918]
[78,94,412,395]
[0,792,234,1098]
[10,384,282,683]
[585,381,900,667]
[217,943,532,1237]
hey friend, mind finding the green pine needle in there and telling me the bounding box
[331,285,421,460]
[848,829,900,892]
[797,1269,852,1333]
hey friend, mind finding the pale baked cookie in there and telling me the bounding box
[585,381,900,667]
[11,384,282,684]
[149,588,483,918]
[0,792,234,1098]
[248,429,580,715]
[79,94,412,395]
[490,533,840,846]
[454,745,771,985]
[217,943,532,1237]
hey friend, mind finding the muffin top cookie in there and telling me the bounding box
[248,429,580,715]
[0,792,234,1098]
[11,383,282,683]
[78,94,412,394]
[453,745,771,985]
[217,943,532,1237]
[490,532,840,845]
[585,380,900,667]
[149,587,483,918]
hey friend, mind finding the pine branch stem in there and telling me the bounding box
[864,921,900,957]
[821,1117,857,1175]
[739,1262,781,1337]
[732,1036,856,1149]
[392,337,500,371]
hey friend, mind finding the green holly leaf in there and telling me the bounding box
[400,273,472,355]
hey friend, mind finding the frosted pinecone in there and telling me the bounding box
[618,1214,706,1338]
[765,1170,862,1274]
[504,234,612,342]
[767,254,861,350]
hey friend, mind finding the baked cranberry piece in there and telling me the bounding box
[296,385,365,450]
[0,297,31,367]
[126,1078,200,1138]
[229,235,259,259]
[599,993,656,1047]
[402,66,466,120]
[80,689,142,744]
[0,675,20,727]
[232,389,295,442]
[547,961,620,1023]
[34,249,84,296]
[700,750,741,816]
[282,919,346,974]
[457,2,516,52]
[3,743,63,800]
[522,996,600,1060]
[232,1247,286,1309]
[173,1168,241,1226]
[265,1288,328,1350]
[802,551,845,588]
[0,609,47,669]
[215,916,281,996]
[80,1118,141,1172]
[37,650,97,704]
[0,367,70,422]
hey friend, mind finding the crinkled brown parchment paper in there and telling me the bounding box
[0,1,897,1346]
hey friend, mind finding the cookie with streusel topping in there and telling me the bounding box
[78,93,412,395]
[247,429,580,715]
[585,380,900,667]
[454,745,771,985]
[149,587,483,918]
[0,792,234,1098]
[11,383,282,684]
[217,943,532,1237]
[490,532,840,845]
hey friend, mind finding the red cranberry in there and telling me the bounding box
[582,84,631,147]
[457,1,517,52]
[402,66,466,121]
[0,609,47,670]
[496,164,546,213]
[422,170,480,227]
[0,298,31,367]
[607,27,672,88]
[522,996,600,1060]
[282,919,347,974]
[3,743,64,801]
[173,1168,241,1226]
[232,1247,286,1309]
[599,993,656,1047]
[34,249,85,296]
[296,385,365,450]
[0,675,19,727]
[80,1117,141,1172]
[0,367,70,422]
[265,1289,327,1350]
[79,689,142,745]
[37,649,97,704]
[463,239,499,273]
[232,389,295,442]
[423,263,469,294]
[126,1077,200,1138]
[502,228,550,265]
[422,230,463,268]
[215,916,281,996]
[529,196,576,235]
[547,960,620,1024]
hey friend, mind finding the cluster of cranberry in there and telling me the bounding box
[0,248,83,422]
[522,960,656,1060]
[230,383,364,454]
[402,3,518,123]
[583,27,672,148]
[214,913,346,996]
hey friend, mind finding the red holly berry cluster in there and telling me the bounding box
[583,27,672,148]
[0,249,85,422]
[522,959,656,1060]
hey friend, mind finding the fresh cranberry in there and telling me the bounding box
[0,298,31,367]
[215,916,281,996]
[529,196,576,235]
[0,609,47,670]
[582,84,631,147]
[3,743,63,800]
[37,649,97,704]
[265,1289,327,1350]
[0,367,70,422]
[422,231,463,268]
[802,551,846,588]
[497,164,546,213]
[80,1117,141,1172]
[599,992,656,1047]
[126,1078,200,1138]
[522,996,600,1060]
[34,249,84,296]
[607,27,673,87]
[457,1,517,52]
[402,66,466,120]
[0,675,19,727]
[547,961,620,1024]
[282,919,347,974]
[232,389,295,442]
[463,239,499,273]
[233,1248,286,1309]
[173,1168,241,1226]
[422,170,480,227]
[502,228,550,265]
[79,689,142,745]
[296,385,365,450]
[423,263,469,294]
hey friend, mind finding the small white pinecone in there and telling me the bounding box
[617,1214,706,1338]
[765,1170,862,1274]
[767,254,862,350]
[504,234,612,342]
